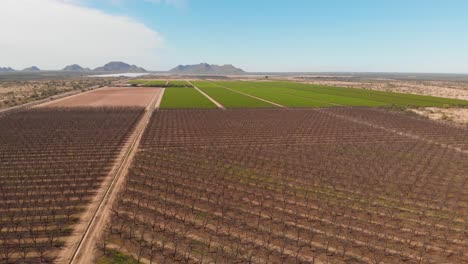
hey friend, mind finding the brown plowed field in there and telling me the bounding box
[39,87,161,108]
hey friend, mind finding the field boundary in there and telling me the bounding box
[155,88,166,109]
[188,81,226,110]
[209,81,287,108]
[67,90,161,264]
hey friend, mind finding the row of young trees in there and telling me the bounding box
[326,107,468,151]
[0,107,144,263]
[100,109,467,263]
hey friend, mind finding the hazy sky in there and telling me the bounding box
[1,0,468,72]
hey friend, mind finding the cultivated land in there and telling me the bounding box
[160,88,217,109]
[0,107,144,263]
[142,80,167,87]
[39,87,161,108]
[99,109,468,263]
[0,86,164,263]
[215,81,468,108]
[1,77,468,264]
[167,81,191,88]
[137,80,192,88]
[136,79,468,110]
[286,75,468,125]
[194,81,277,108]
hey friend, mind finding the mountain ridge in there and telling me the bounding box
[0,67,16,72]
[23,66,41,72]
[62,64,91,72]
[94,61,146,73]
[169,63,246,75]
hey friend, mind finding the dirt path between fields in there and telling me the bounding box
[209,81,287,108]
[187,81,226,109]
[155,88,165,109]
[60,89,162,264]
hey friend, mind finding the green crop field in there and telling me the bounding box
[167,80,191,87]
[194,81,277,108]
[151,80,468,109]
[216,81,382,107]
[160,88,217,109]
[142,80,168,87]
[266,81,468,107]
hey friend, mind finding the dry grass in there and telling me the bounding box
[0,78,114,109]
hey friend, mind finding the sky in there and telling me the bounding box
[1,0,468,73]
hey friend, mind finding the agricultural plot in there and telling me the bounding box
[266,81,468,107]
[157,80,468,109]
[167,80,191,88]
[100,109,468,264]
[194,81,276,108]
[213,82,347,108]
[160,88,217,109]
[0,107,144,263]
[142,80,168,87]
[38,87,161,108]
[220,81,387,107]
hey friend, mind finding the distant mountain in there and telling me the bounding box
[62,64,91,72]
[94,62,146,73]
[169,63,246,75]
[23,66,41,72]
[0,67,16,72]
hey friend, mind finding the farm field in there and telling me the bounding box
[160,88,217,109]
[167,80,191,88]
[213,82,371,108]
[1,78,467,264]
[100,108,468,264]
[144,80,468,109]
[194,81,277,108]
[0,107,144,263]
[38,87,162,108]
[142,80,167,87]
[0,85,164,263]
[258,81,468,107]
[216,81,468,108]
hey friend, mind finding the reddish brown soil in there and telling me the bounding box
[39,87,161,108]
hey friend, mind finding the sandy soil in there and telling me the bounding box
[39,87,161,108]
[0,78,113,109]
[410,107,468,126]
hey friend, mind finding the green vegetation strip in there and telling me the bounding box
[269,81,468,107]
[142,80,167,87]
[215,81,337,107]
[160,88,217,109]
[194,81,277,108]
[167,80,191,87]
